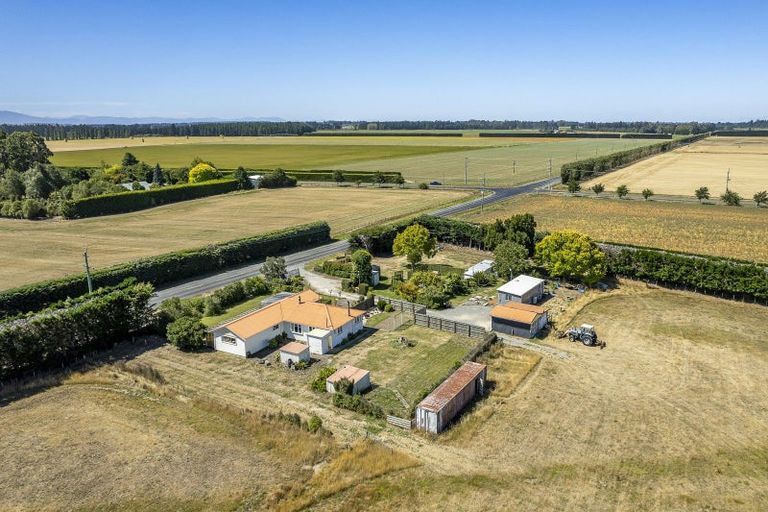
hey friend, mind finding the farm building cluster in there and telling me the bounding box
[205,263,554,434]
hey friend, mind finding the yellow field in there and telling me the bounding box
[0,187,469,291]
[584,136,768,197]
[458,194,768,263]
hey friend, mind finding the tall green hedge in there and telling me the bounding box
[0,282,154,381]
[560,133,709,182]
[0,222,331,318]
[605,246,768,302]
[60,178,240,218]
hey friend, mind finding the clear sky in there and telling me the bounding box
[1,0,766,121]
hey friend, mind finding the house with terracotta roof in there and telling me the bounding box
[208,290,365,357]
[490,301,548,338]
[325,365,371,394]
[415,361,487,433]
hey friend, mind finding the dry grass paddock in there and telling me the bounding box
[0,187,469,291]
[2,282,767,510]
[583,136,768,197]
[458,193,768,263]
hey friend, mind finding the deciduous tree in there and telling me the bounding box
[695,186,710,203]
[535,230,606,285]
[616,184,629,199]
[393,223,436,269]
[493,241,529,280]
[121,152,139,167]
[641,188,654,201]
[591,183,604,195]
[721,190,742,206]
[188,163,220,183]
[166,316,207,351]
[753,190,767,207]
[350,249,372,286]
[262,256,287,281]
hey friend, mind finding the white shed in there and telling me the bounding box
[326,365,371,394]
[279,342,310,365]
[497,275,545,305]
[463,259,494,279]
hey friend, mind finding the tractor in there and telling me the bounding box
[561,324,605,348]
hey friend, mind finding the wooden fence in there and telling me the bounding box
[386,415,415,429]
[374,296,427,315]
[414,313,488,339]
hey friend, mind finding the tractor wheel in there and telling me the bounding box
[582,337,594,347]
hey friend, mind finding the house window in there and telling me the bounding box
[292,323,302,333]
[336,327,343,334]
[221,335,237,346]
[272,324,279,331]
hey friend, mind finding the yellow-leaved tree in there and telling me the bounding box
[188,163,220,183]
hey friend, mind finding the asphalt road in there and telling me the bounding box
[151,176,560,305]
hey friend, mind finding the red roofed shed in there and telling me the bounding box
[415,361,487,433]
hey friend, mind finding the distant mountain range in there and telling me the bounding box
[0,110,285,125]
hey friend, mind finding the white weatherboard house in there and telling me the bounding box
[208,290,365,357]
[497,275,545,305]
[463,259,494,280]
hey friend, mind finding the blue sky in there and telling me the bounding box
[1,0,766,121]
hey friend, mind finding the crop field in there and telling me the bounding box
[458,194,768,263]
[0,187,470,291]
[583,136,768,197]
[47,135,661,186]
[4,283,766,510]
[339,138,661,186]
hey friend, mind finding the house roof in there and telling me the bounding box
[417,361,486,413]
[490,302,547,325]
[497,275,545,296]
[280,341,309,355]
[215,289,364,340]
[327,365,369,384]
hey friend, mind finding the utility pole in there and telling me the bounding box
[83,247,93,294]
[464,157,469,185]
[726,168,731,192]
[547,158,553,191]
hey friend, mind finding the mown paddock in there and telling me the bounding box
[49,142,471,169]
[582,136,768,197]
[456,194,768,263]
[338,138,662,186]
[0,187,471,291]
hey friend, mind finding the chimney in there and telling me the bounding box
[298,295,302,304]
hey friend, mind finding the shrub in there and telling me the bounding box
[166,316,208,351]
[294,360,309,370]
[332,392,385,418]
[419,182,429,189]
[20,198,45,219]
[384,304,394,313]
[307,415,323,433]
[259,169,297,188]
[311,367,337,392]
[721,190,742,206]
[377,299,388,310]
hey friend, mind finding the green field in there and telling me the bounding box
[341,138,662,186]
[50,143,471,169]
[49,136,662,186]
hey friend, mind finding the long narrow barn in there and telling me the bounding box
[415,361,487,434]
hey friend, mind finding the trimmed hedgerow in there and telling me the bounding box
[0,222,330,318]
[0,282,154,381]
[60,178,239,218]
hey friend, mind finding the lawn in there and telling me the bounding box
[50,142,472,169]
[457,193,768,263]
[200,295,268,327]
[332,324,477,417]
[0,187,470,291]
